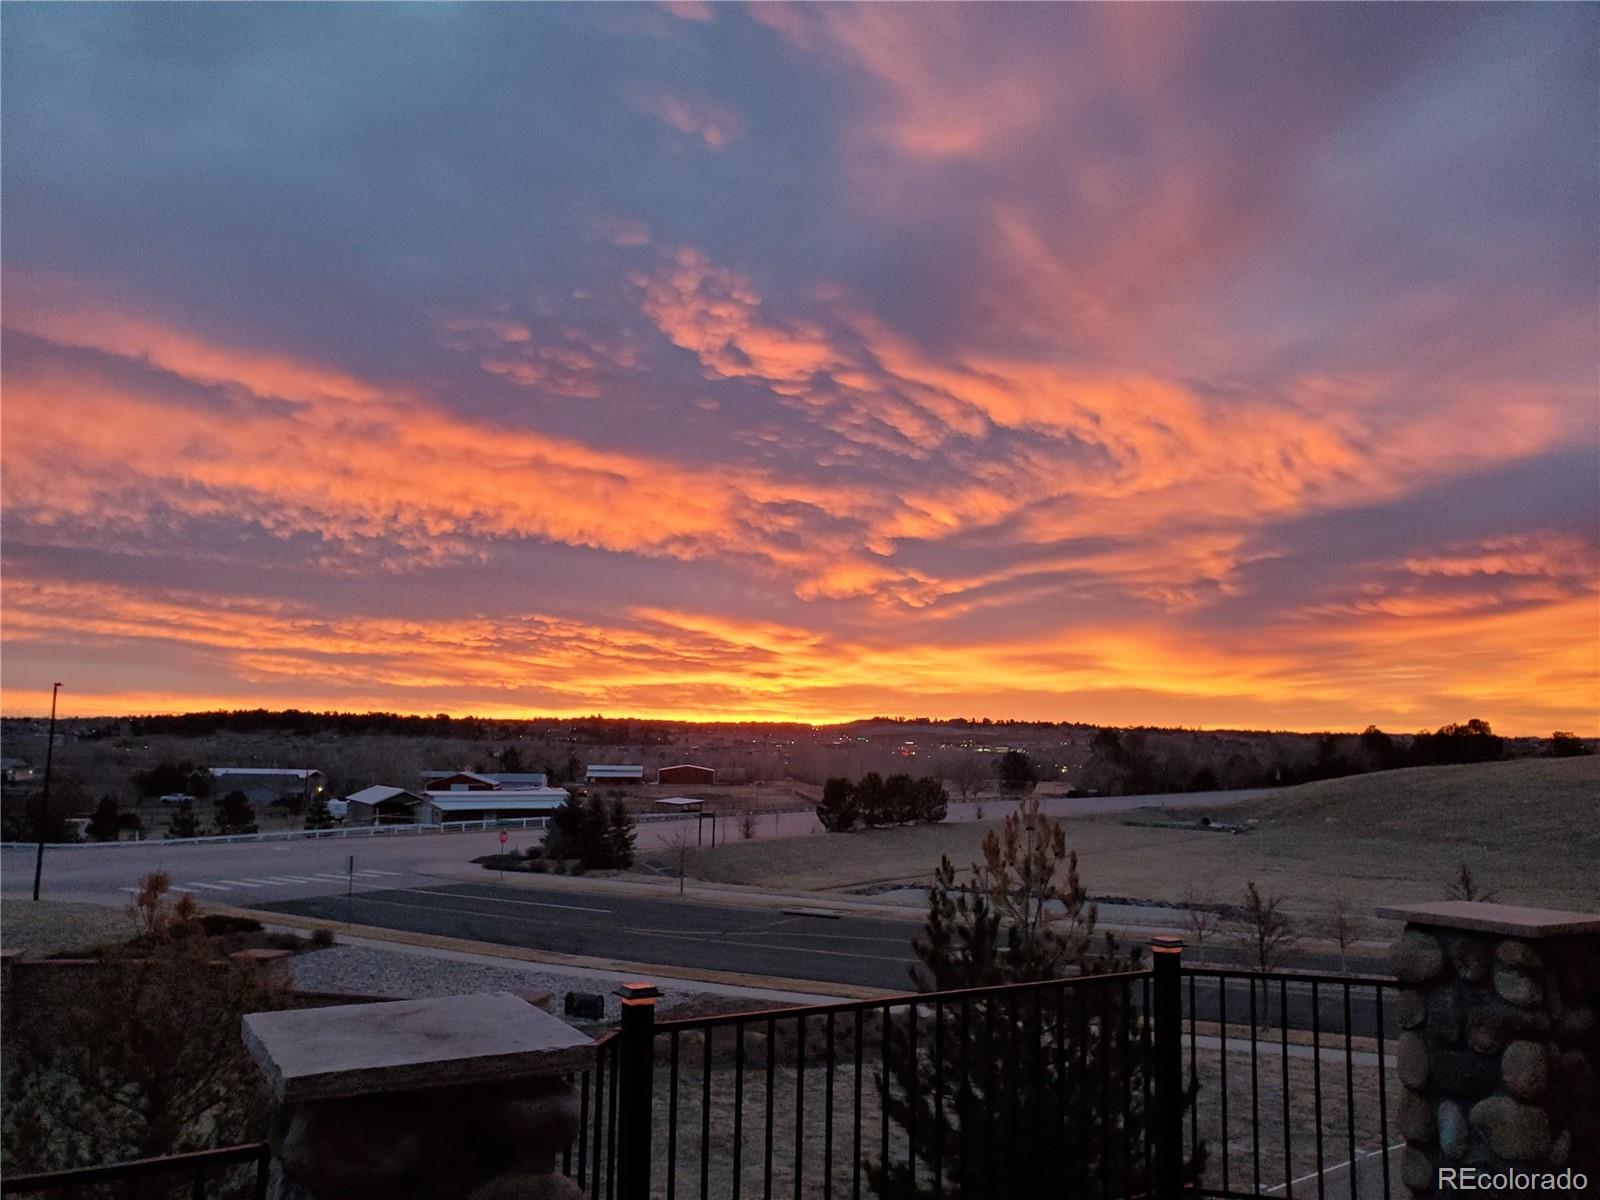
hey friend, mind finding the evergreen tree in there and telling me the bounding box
[87,795,122,842]
[870,794,1202,1198]
[606,798,637,869]
[165,799,202,839]
[215,790,257,835]
[303,791,335,831]
[816,777,859,832]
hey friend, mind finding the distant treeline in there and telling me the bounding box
[86,709,812,744]
[1078,720,1589,796]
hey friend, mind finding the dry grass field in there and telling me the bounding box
[674,758,1600,915]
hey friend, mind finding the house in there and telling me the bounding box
[585,764,644,784]
[420,787,570,824]
[653,796,706,813]
[344,785,427,824]
[422,771,500,792]
[656,763,716,786]
[210,768,326,806]
[422,771,548,790]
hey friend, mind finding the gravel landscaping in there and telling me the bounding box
[289,944,802,1024]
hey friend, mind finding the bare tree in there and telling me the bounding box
[1181,884,1220,956]
[1446,862,1498,903]
[941,753,989,819]
[738,806,759,840]
[1328,892,1365,973]
[1233,880,1299,972]
[662,826,695,896]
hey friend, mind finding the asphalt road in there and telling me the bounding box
[258,880,1398,1039]
[260,880,927,991]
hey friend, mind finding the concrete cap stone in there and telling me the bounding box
[243,991,595,1104]
[1375,902,1600,939]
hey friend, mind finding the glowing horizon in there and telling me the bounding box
[3,5,1596,737]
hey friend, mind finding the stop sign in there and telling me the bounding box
[499,831,508,846]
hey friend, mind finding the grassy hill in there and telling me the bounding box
[669,757,1599,914]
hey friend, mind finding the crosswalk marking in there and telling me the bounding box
[239,878,285,886]
[311,873,354,881]
[219,880,255,887]
[180,881,231,892]
[353,870,386,877]
[363,869,403,876]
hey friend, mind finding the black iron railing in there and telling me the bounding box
[1180,967,1400,1200]
[0,1143,271,1199]
[3,949,1399,1200]
[620,966,1166,1200]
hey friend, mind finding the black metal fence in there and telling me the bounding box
[2,947,1399,1200]
[1180,968,1400,1200]
[0,1143,270,1199]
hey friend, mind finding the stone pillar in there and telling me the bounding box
[1379,902,1600,1196]
[244,990,595,1200]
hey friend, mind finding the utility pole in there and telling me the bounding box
[31,682,62,902]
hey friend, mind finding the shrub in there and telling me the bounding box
[816,777,859,832]
[309,927,336,950]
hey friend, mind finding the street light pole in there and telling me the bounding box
[31,681,62,902]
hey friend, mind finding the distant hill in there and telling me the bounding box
[1214,757,1600,910]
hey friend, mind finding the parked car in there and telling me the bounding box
[158,792,195,804]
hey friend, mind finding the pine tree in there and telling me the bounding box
[303,791,334,831]
[870,794,1203,1198]
[215,790,257,835]
[606,798,637,869]
[165,799,202,839]
[87,795,122,842]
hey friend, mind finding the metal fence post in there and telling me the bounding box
[616,981,660,1200]
[1150,936,1185,1199]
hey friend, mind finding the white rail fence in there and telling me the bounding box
[0,817,551,850]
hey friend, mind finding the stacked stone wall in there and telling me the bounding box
[1392,918,1598,1195]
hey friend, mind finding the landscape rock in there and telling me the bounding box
[1500,1040,1548,1101]
[1494,939,1542,974]
[1398,989,1426,1030]
[1548,1128,1570,1168]
[1468,1095,1551,1163]
[1426,987,1463,1043]
[1398,1032,1429,1089]
[1399,1089,1435,1142]
[1493,969,1542,1008]
[1446,935,1492,983]
[1401,1145,1435,1194]
[1466,1001,1548,1053]
[1394,931,1447,986]
[1437,1100,1469,1161]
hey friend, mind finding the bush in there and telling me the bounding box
[816,777,859,832]
[309,927,336,950]
[817,774,949,832]
[545,793,636,869]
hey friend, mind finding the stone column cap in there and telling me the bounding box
[243,991,595,1103]
[1375,901,1600,938]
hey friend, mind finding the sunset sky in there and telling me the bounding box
[2,3,1596,734]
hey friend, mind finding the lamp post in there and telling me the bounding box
[31,681,62,902]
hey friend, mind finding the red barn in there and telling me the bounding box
[656,763,716,786]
